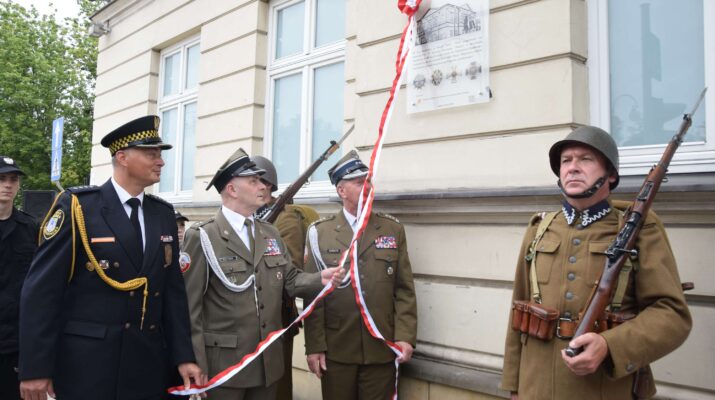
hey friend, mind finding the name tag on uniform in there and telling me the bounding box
[375,236,397,249]
[264,238,282,256]
[91,237,116,243]
[327,248,341,254]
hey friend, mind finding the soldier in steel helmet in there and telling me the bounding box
[500,126,691,399]
[252,155,320,400]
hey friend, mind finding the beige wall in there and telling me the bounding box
[91,0,715,398]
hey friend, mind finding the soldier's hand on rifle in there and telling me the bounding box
[561,332,609,375]
[321,266,346,287]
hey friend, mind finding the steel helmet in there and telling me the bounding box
[251,156,278,192]
[549,126,620,190]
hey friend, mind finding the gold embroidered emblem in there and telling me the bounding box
[43,209,64,240]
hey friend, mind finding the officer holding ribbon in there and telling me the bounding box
[19,116,203,400]
[303,150,417,400]
[181,148,343,400]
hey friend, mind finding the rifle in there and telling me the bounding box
[565,87,707,357]
[257,124,355,223]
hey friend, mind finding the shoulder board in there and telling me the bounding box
[528,212,547,226]
[16,208,36,223]
[309,214,335,229]
[67,185,99,194]
[190,218,215,230]
[376,212,400,224]
[145,193,173,209]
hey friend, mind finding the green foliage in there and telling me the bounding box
[0,0,102,195]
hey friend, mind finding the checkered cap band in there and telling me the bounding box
[108,130,159,155]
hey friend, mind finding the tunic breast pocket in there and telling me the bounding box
[264,255,288,287]
[219,257,249,285]
[533,239,560,284]
[375,250,398,282]
[587,241,610,287]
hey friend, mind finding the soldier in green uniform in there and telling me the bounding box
[182,149,343,400]
[303,151,417,400]
[500,126,692,399]
[252,156,320,400]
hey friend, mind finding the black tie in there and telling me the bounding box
[126,198,144,263]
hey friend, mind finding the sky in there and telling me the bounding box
[10,0,82,22]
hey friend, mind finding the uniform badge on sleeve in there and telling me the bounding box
[264,238,282,256]
[179,251,191,273]
[375,236,397,249]
[43,209,64,240]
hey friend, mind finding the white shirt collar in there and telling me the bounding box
[222,205,254,232]
[111,177,144,205]
[343,208,357,231]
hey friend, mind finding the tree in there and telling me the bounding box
[0,0,102,197]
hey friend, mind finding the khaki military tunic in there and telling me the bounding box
[182,210,323,391]
[501,200,691,399]
[303,211,417,364]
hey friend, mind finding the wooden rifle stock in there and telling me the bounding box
[565,88,707,357]
[258,124,355,223]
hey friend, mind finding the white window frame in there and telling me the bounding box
[265,0,346,198]
[588,0,715,175]
[155,35,200,202]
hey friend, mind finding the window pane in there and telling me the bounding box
[163,53,180,97]
[185,44,200,90]
[181,103,197,191]
[272,73,303,184]
[312,62,344,181]
[159,108,178,193]
[315,0,345,47]
[609,0,705,147]
[276,1,305,59]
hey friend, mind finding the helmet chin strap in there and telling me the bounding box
[558,175,607,199]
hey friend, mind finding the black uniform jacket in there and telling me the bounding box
[0,208,37,354]
[19,180,195,400]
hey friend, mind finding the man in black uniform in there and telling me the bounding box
[19,116,203,400]
[0,156,37,399]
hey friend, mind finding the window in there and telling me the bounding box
[157,36,200,199]
[588,0,715,175]
[266,0,346,195]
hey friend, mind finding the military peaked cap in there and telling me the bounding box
[100,115,172,156]
[328,150,369,186]
[174,210,188,222]
[206,148,265,192]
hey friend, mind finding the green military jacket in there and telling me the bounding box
[303,211,417,364]
[274,204,319,270]
[183,209,323,388]
[501,200,691,399]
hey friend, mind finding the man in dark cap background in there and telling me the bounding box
[0,156,37,399]
[181,148,344,400]
[175,209,189,247]
[303,150,417,400]
[500,126,691,400]
[252,155,320,400]
[19,115,203,400]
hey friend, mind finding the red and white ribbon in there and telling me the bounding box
[168,1,420,396]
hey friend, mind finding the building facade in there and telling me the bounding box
[90,0,715,398]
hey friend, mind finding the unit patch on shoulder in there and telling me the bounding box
[375,235,397,249]
[43,209,65,240]
[179,251,191,273]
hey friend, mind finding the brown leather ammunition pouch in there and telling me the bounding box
[511,301,559,340]
[511,300,531,333]
[604,310,637,329]
[527,303,559,340]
